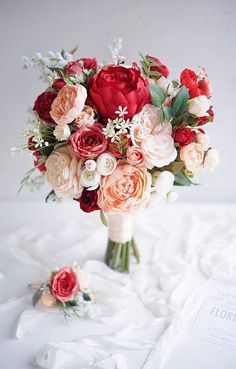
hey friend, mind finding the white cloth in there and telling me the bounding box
[0,201,235,369]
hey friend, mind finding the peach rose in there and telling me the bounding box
[45,146,84,198]
[131,104,177,169]
[126,146,145,167]
[74,105,95,127]
[50,85,87,125]
[97,162,151,214]
[180,142,204,173]
[195,131,209,151]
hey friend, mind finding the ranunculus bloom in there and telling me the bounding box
[53,124,71,141]
[50,267,79,302]
[146,55,169,78]
[180,69,198,90]
[70,123,107,160]
[97,162,152,214]
[45,146,84,198]
[52,79,66,90]
[96,152,117,176]
[79,188,100,213]
[126,146,145,167]
[33,151,46,172]
[80,168,101,188]
[66,61,83,77]
[89,65,150,120]
[50,85,87,125]
[180,142,204,173]
[204,148,220,172]
[131,104,177,168]
[79,57,97,71]
[74,105,95,127]
[187,95,211,117]
[173,127,196,147]
[33,91,57,124]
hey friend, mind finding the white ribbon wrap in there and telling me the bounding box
[108,215,133,243]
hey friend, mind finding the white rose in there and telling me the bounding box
[195,132,209,150]
[141,133,177,169]
[153,171,175,196]
[96,152,117,176]
[85,159,97,172]
[80,168,101,188]
[187,95,211,117]
[53,124,71,141]
[204,149,220,172]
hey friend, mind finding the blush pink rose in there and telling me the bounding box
[97,162,151,214]
[50,267,79,302]
[180,142,204,173]
[50,85,87,125]
[126,146,145,167]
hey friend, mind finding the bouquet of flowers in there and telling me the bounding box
[16,39,219,272]
[29,265,95,319]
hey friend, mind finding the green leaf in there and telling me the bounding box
[162,161,184,174]
[149,85,165,107]
[162,106,172,121]
[174,172,193,186]
[100,210,108,227]
[171,86,189,117]
[82,292,91,301]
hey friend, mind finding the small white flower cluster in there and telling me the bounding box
[23,116,49,149]
[22,50,74,83]
[108,37,125,65]
[103,106,133,142]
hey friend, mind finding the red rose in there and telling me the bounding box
[66,61,83,77]
[50,267,79,302]
[78,188,100,213]
[33,151,46,172]
[33,91,57,124]
[173,127,196,147]
[52,78,66,90]
[197,106,214,126]
[89,65,150,120]
[146,55,169,78]
[79,57,97,71]
[189,86,203,98]
[198,79,212,97]
[180,69,198,90]
[108,135,131,158]
[28,136,36,151]
[69,123,107,160]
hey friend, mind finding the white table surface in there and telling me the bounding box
[0,201,235,369]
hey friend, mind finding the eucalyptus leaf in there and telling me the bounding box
[100,210,108,227]
[162,106,172,121]
[174,171,193,186]
[162,161,184,174]
[149,85,165,107]
[171,86,189,117]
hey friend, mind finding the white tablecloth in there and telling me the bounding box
[0,201,235,369]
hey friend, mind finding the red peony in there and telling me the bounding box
[89,65,150,120]
[33,151,46,172]
[146,55,169,78]
[173,127,196,147]
[79,57,97,71]
[33,91,57,124]
[66,61,83,77]
[69,123,107,160]
[79,188,100,213]
[180,69,198,90]
[198,79,212,97]
[50,267,79,302]
[52,79,66,90]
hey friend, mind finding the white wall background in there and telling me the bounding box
[0,0,235,202]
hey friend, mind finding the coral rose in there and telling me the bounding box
[50,267,79,302]
[45,146,84,198]
[89,65,150,120]
[50,85,87,125]
[70,123,107,160]
[180,142,204,173]
[97,162,151,214]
